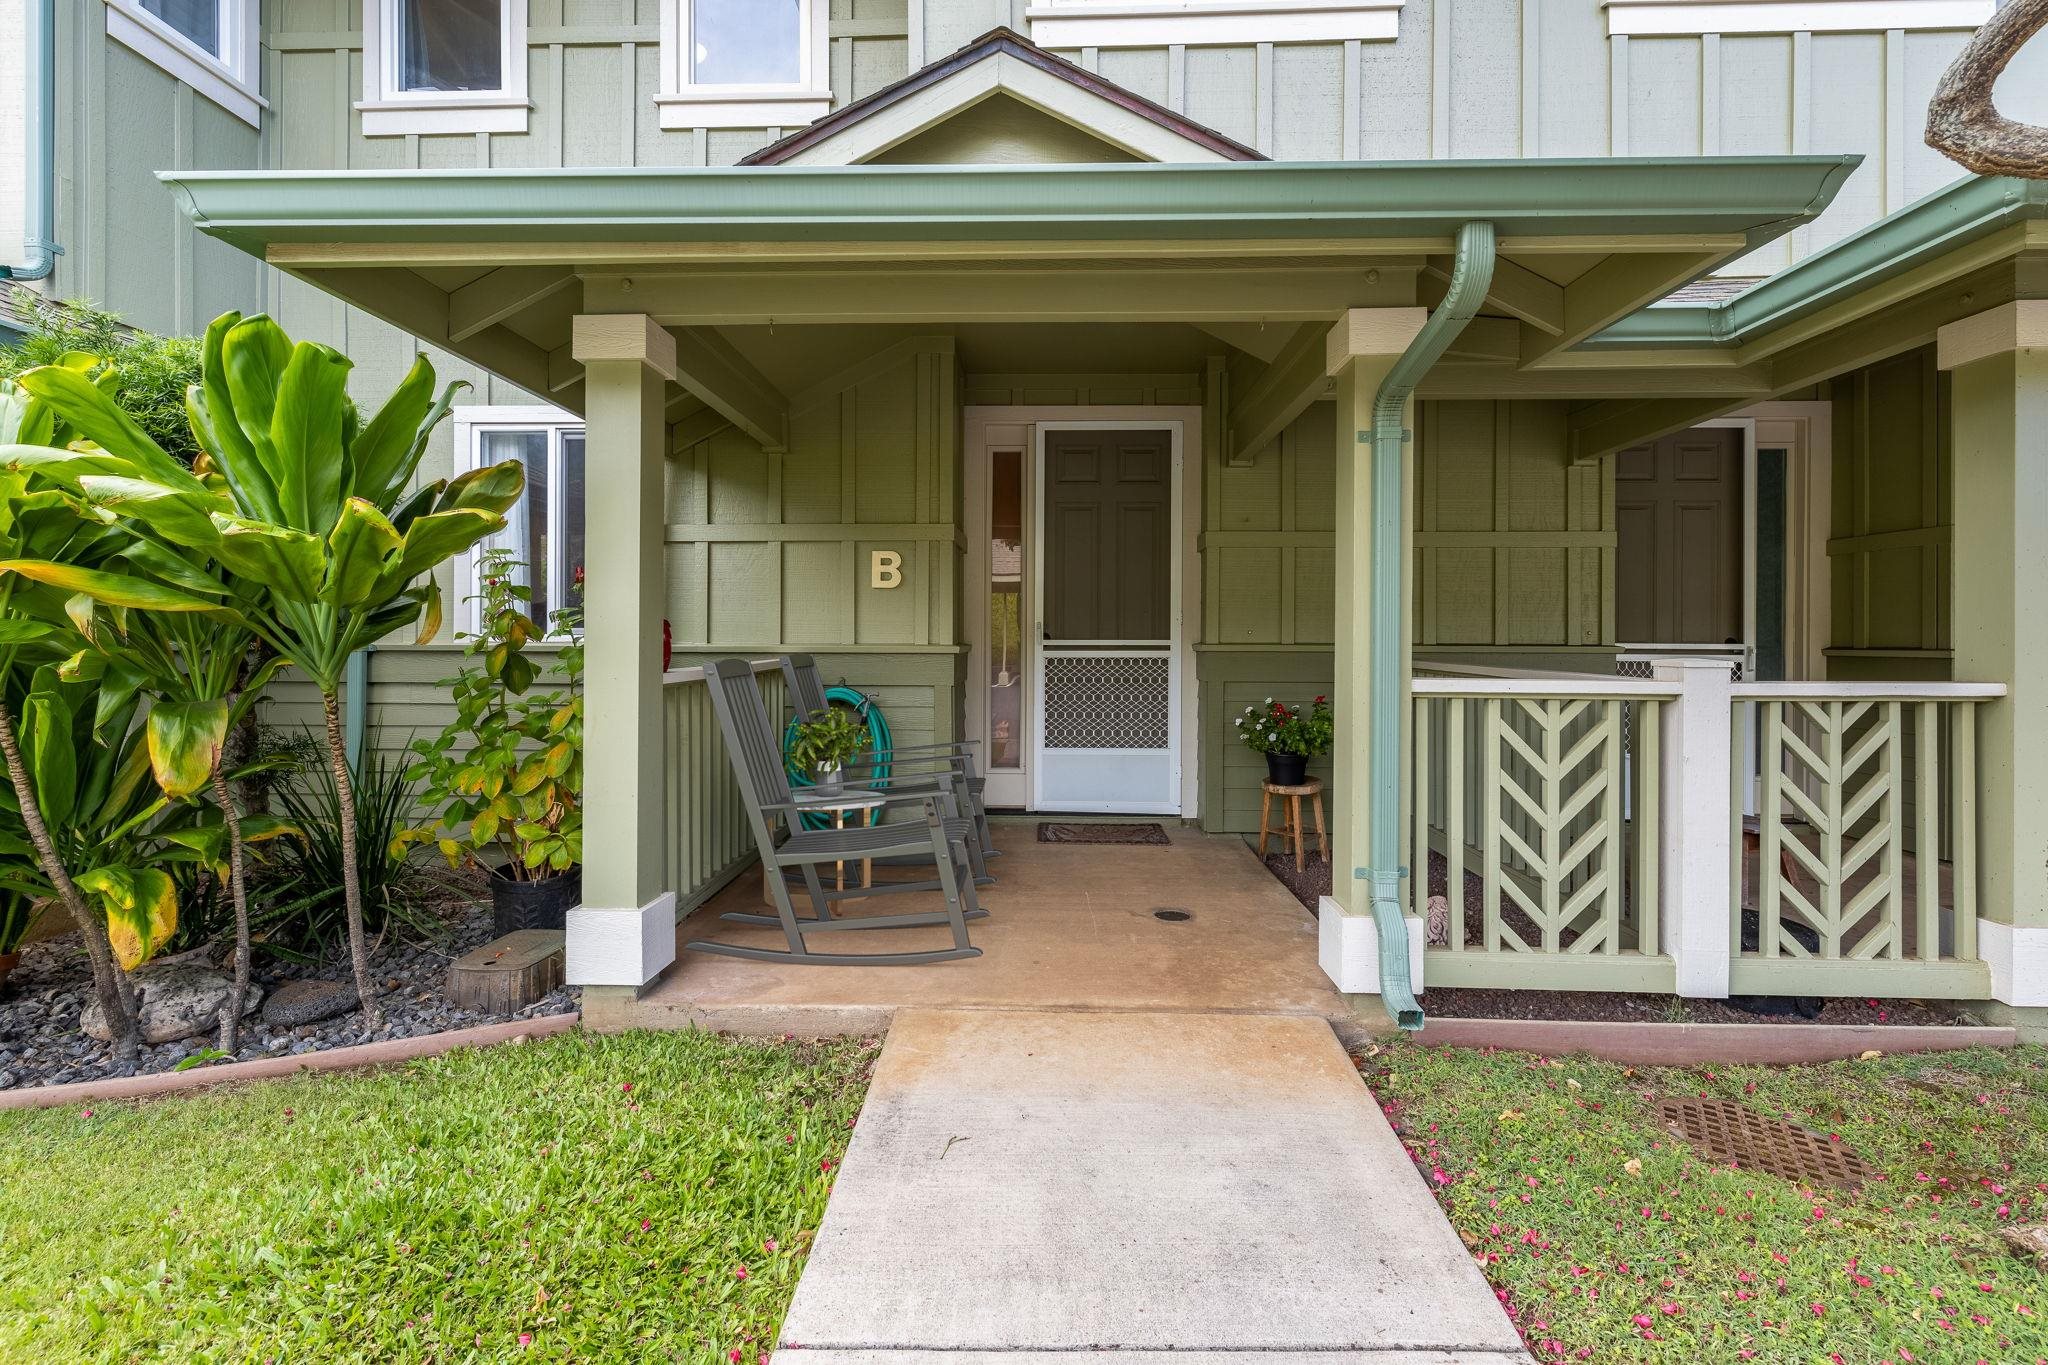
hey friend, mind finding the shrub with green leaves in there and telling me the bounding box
[790,704,871,776]
[399,549,583,883]
[0,290,201,464]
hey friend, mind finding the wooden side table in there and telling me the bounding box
[1258,778,1326,874]
[766,789,886,904]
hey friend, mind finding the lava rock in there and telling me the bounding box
[261,979,360,1028]
[80,963,263,1045]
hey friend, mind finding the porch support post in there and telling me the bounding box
[1942,301,2048,1035]
[1318,307,1426,1006]
[567,314,679,994]
[1655,657,1737,998]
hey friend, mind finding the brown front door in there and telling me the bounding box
[1615,427,1744,647]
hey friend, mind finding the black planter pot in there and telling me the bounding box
[1265,751,1310,786]
[491,866,582,937]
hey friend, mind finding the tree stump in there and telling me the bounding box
[447,930,565,1014]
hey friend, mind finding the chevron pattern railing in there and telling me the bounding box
[1733,685,2002,998]
[1411,672,1677,993]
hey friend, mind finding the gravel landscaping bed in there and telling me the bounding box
[0,900,578,1091]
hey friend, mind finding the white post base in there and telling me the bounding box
[566,893,678,989]
[1979,919,2048,1007]
[1317,897,1425,995]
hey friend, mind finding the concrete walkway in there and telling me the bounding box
[774,1009,1530,1364]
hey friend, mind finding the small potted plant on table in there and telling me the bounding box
[1236,694,1333,786]
[401,551,583,936]
[790,705,871,798]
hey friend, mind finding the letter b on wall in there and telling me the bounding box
[870,549,903,590]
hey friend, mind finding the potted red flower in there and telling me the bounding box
[1235,694,1334,786]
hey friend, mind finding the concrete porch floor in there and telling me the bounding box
[588,821,1356,1038]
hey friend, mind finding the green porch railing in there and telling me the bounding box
[1730,683,2003,999]
[662,657,787,921]
[1411,667,1677,993]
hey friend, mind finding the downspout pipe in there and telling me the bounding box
[1363,219,1498,1031]
[3,0,62,282]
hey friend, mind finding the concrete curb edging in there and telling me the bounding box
[1409,1016,2017,1065]
[0,1012,581,1112]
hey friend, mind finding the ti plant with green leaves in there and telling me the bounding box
[789,705,872,783]
[398,549,583,884]
[0,352,288,1051]
[0,312,524,1031]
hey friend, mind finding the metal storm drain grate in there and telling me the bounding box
[1152,908,1193,922]
[1653,1097,1876,1190]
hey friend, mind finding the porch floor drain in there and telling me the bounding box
[1152,908,1193,922]
[1653,1097,1875,1190]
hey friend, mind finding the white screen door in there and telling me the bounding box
[1030,423,1182,813]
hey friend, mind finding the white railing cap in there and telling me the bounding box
[1731,681,2008,700]
[664,656,783,686]
[1412,677,1681,699]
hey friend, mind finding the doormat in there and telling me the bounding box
[1036,822,1171,845]
[1653,1096,1876,1190]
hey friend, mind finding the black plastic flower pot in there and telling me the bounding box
[491,866,582,937]
[1265,752,1310,786]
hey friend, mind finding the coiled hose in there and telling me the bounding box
[783,684,894,829]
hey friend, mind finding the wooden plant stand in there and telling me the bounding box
[1258,778,1327,874]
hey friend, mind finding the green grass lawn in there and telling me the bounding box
[0,1028,876,1363]
[1366,1041,2048,1365]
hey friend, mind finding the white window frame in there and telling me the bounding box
[452,405,585,639]
[358,0,531,137]
[104,0,266,128]
[1603,0,1990,36]
[1024,0,1404,48]
[656,0,831,130]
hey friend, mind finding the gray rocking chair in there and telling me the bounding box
[691,658,985,967]
[779,653,1000,866]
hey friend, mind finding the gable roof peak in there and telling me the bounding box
[742,26,1265,167]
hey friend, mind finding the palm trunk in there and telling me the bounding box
[210,764,252,1053]
[0,701,141,1061]
[323,689,385,1031]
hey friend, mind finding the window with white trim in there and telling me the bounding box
[1024,0,1405,49]
[1603,0,1991,37]
[453,408,586,635]
[104,0,264,127]
[657,0,831,130]
[359,0,531,137]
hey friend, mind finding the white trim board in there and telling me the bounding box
[769,51,1238,166]
[1317,897,1424,995]
[104,0,266,128]
[1027,0,1403,48]
[1604,0,1990,36]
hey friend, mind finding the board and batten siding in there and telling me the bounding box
[1197,395,1613,831]
[665,336,966,754]
[1829,345,1952,684]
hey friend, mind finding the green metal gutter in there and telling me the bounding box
[158,157,1857,253]
[1366,220,1498,1033]
[2,0,60,281]
[1589,174,2048,350]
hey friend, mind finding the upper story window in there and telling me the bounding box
[657,0,831,130]
[1602,0,1992,36]
[1025,0,1405,49]
[104,0,265,127]
[358,0,531,137]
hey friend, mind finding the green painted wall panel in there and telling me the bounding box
[1828,346,1952,680]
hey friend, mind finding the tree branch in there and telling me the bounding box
[1926,0,2048,179]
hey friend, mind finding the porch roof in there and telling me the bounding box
[161,156,1874,442]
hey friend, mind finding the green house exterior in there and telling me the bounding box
[11,1,2048,1032]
